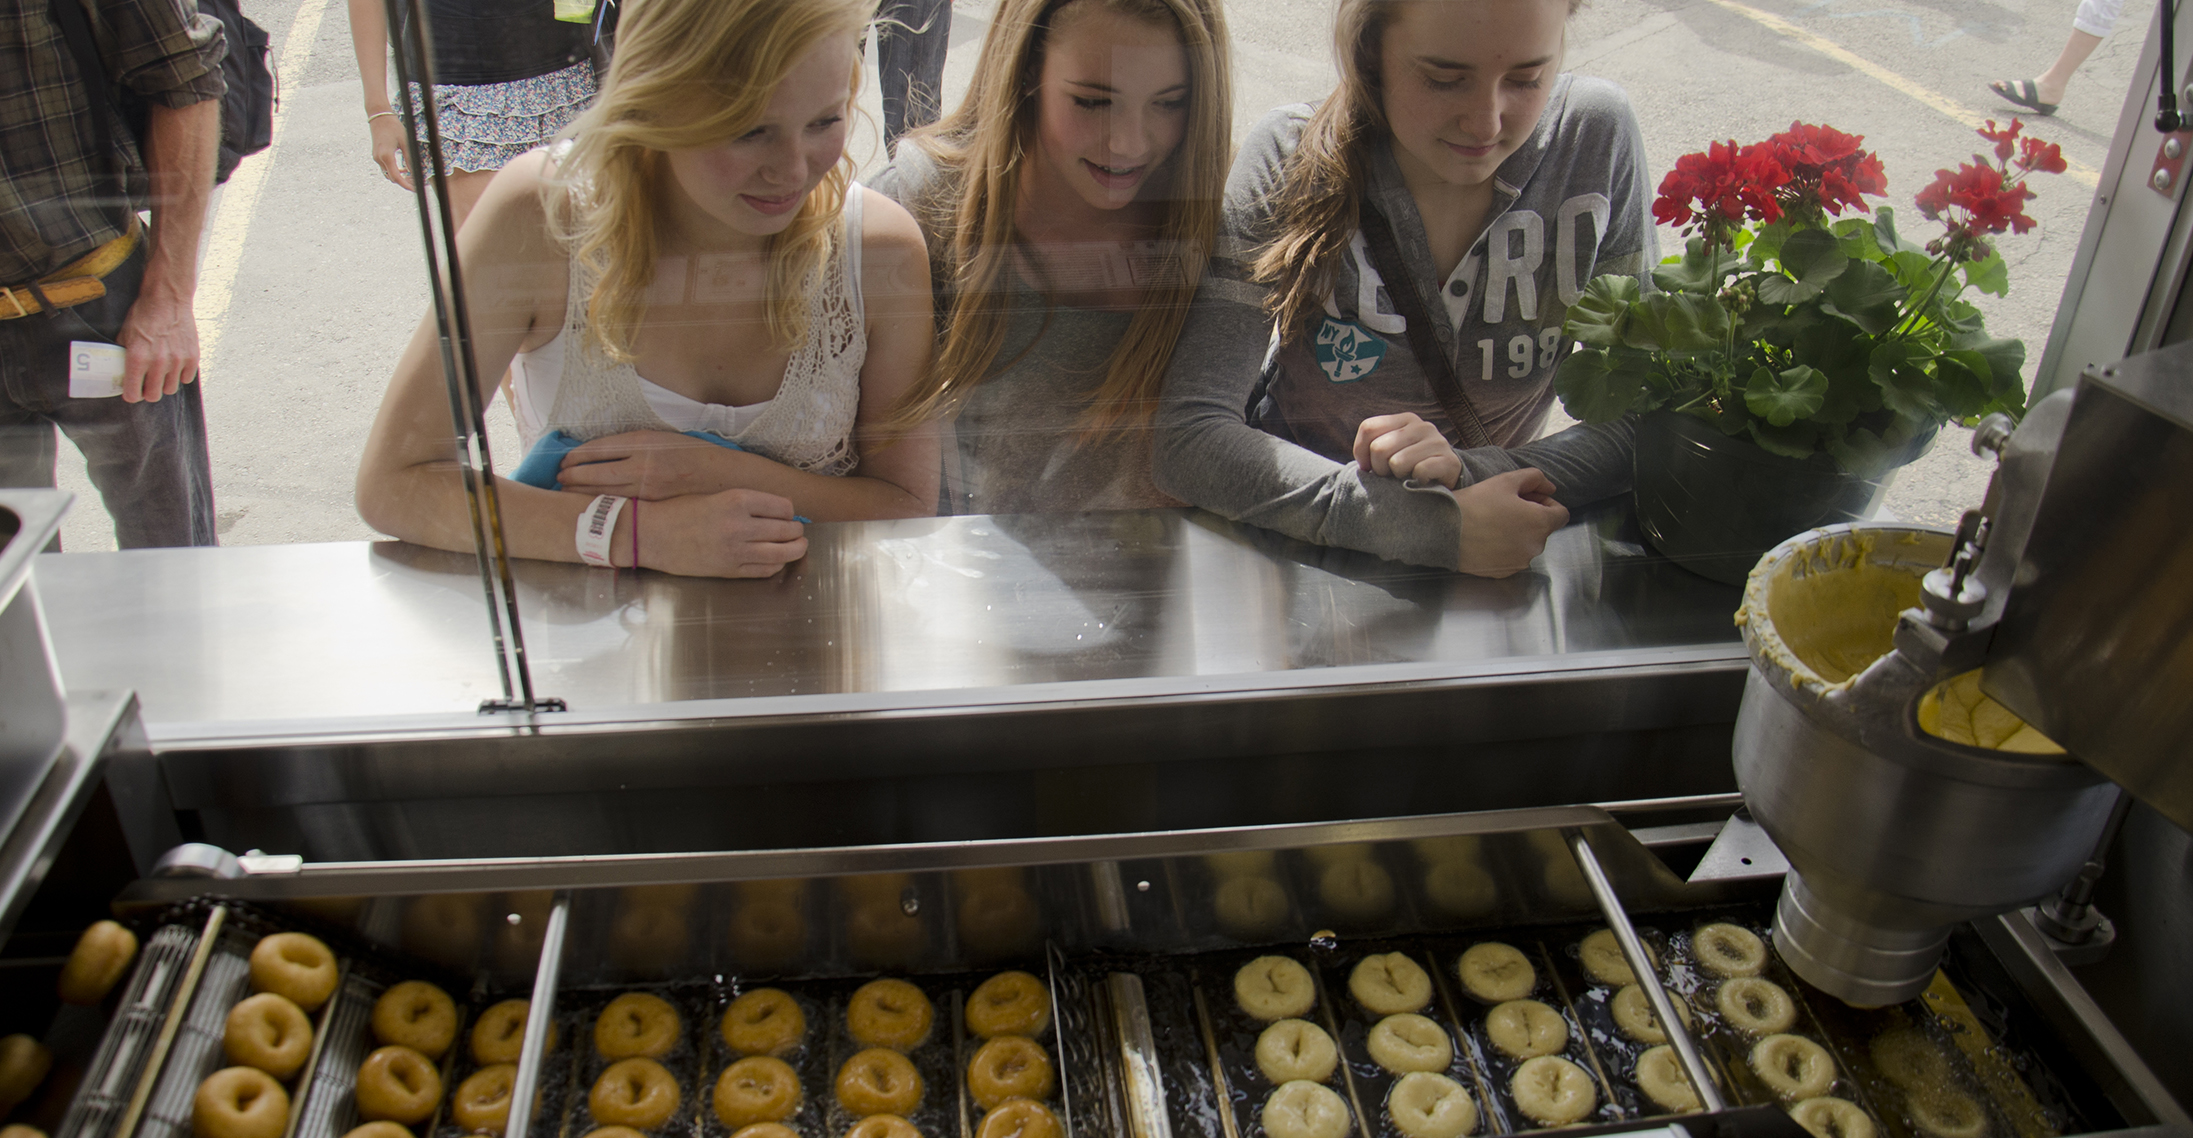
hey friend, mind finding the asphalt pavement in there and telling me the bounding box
[47,0,2147,549]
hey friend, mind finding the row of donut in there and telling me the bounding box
[0,921,145,1138]
[1201,836,1588,940]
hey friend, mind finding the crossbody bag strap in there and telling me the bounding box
[1356,200,1495,451]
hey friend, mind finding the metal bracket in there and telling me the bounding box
[1688,812,1791,883]
[2149,129,2193,197]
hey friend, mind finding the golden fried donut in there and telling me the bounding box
[3,1126,50,1138]
[59,920,138,1005]
[836,1047,923,1117]
[0,1035,53,1116]
[596,993,682,1060]
[1350,953,1432,1015]
[1203,851,1278,879]
[1750,1035,1835,1102]
[1790,1098,1877,1138]
[1214,876,1290,938]
[192,1067,290,1138]
[1579,930,1651,987]
[223,993,313,1080]
[250,933,338,1013]
[373,981,457,1059]
[1718,978,1796,1036]
[339,1123,413,1138]
[1318,858,1394,922]
[591,1058,681,1129]
[967,971,1052,1039]
[722,989,807,1057]
[1611,985,1691,1045]
[845,1117,921,1138]
[583,1129,647,1138]
[1235,956,1316,1021]
[473,999,557,1065]
[355,1046,441,1125]
[728,899,808,971]
[958,885,1040,955]
[1256,1020,1338,1084]
[1636,1046,1699,1112]
[1694,924,1767,978]
[977,1101,1062,1138]
[1387,1072,1478,1138]
[736,1128,801,1138]
[712,1056,800,1128]
[968,1035,1053,1110]
[1907,1093,1987,1138]
[1509,1056,1596,1126]
[1868,1031,1953,1089]
[1366,1014,1451,1075]
[1456,943,1535,1003]
[453,1063,517,1133]
[1423,861,1497,919]
[1261,1080,1351,1138]
[847,978,934,1051]
[1485,1000,1566,1061]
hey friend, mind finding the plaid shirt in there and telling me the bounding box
[0,0,225,284]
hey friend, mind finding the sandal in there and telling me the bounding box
[1989,78,2059,115]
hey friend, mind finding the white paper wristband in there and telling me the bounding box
[576,494,627,568]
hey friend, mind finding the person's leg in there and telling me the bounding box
[876,0,952,152]
[447,168,498,231]
[1,288,77,550]
[2034,29,2105,103]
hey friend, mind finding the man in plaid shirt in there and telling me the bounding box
[1,0,225,547]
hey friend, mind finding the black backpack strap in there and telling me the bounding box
[1356,199,1495,451]
[48,0,146,153]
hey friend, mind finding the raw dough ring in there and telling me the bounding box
[59,920,139,1005]
[1387,1071,1478,1138]
[1868,1031,1953,1089]
[1790,1098,1878,1138]
[1717,978,1796,1036]
[339,1124,414,1138]
[355,1045,442,1125]
[1509,1056,1596,1126]
[713,1057,800,1128]
[591,1058,682,1130]
[1235,956,1316,1021]
[722,990,807,1057]
[193,1067,290,1138]
[1636,1046,1700,1112]
[844,1119,921,1138]
[250,933,339,1013]
[0,1034,52,1117]
[1693,924,1768,978]
[1318,858,1395,921]
[1256,1020,1338,1084]
[473,1000,556,1065]
[1456,943,1536,1003]
[374,981,458,1059]
[223,993,314,1080]
[968,1036,1054,1111]
[1349,953,1432,1015]
[1611,985,1690,1045]
[1262,1080,1351,1138]
[1907,1093,1987,1138]
[967,971,1052,1039]
[1366,1014,1451,1075]
[848,979,935,1051]
[977,1101,1062,1138]
[452,1063,517,1133]
[1486,1000,1567,1060]
[1750,1035,1836,1102]
[836,1047,923,1117]
[1579,930,1650,987]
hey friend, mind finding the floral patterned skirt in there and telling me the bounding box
[407,58,596,173]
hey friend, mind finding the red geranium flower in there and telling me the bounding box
[1916,161,2038,261]
[1763,122,1888,220]
[2016,135,2068,174]
[1654,140,1790,246]
[1978,119,2022,162]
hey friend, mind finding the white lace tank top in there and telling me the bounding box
[512,185,869,477]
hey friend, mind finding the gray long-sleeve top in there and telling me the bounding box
[1153,78,1656,570]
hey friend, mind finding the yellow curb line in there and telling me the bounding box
[1701,0,2104,189]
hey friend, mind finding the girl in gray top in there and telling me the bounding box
[1155,0,1655,574]
[872,0,1233,515]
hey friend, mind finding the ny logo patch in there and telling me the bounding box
[1313,317,1386,383]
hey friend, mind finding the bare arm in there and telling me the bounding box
[120,99,219,403]
[346,0,412,188]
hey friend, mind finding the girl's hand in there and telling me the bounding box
[560,431,744,500]
[644,490,809,578]
[1452,468,1568,578]
[1353,412,1462,489]
[369,112,414,190]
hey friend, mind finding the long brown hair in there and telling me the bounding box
[546,0,871,362]
[887,0,1232,440]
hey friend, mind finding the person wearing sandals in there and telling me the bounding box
[348,0,603,228]
[1154,0,1653,576]
[1989,0,2128,115]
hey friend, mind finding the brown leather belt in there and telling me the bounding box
[0,215,141,321]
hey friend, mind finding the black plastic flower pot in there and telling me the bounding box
[1632,410,1934,585]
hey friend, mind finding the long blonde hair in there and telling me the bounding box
[546,0,871,362]
[889,0,1232,440]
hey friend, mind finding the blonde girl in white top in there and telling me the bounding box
[359,0,937,578]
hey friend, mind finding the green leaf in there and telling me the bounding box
[1825,425,1905,479]
[1756,274,1824,306]
[1565,275,1641,347]
[1949,331,2026,399]
[1962,250,2010,297]
[1936,297,1985,335]
[1745,364,1830,427]
[1874,206,1921,254]
[1869,341,1942,421]
[1746,417,1823,459]
[1833,217,1885,261]
[1821,260,1905,334]
[1748,220,1794,265]
[1554,348,1651,424]
[1936,350,1994,418]
[1888,250,1938,291]
[1629,292,1731,352]
[1779,228,1851,285]
[1652,237,1731,294]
